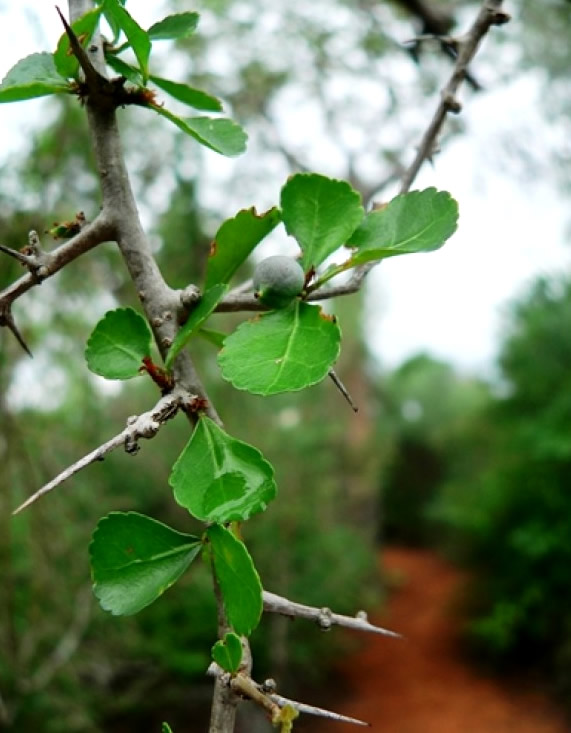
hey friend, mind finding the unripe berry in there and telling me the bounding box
[253,255,305,309]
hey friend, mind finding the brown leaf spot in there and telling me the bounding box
[319,310,337,323]
[209,240,217,257]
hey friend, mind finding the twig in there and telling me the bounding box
[0,212,114,314]
[12,391,185,515]
[262,591,401,639]
[329,369,359,412]
[399,0,510,194]
[207,667,370,727]
[216,273,364,313]
[0,244,32,265]
[263,688,369,727]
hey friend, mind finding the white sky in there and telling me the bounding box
[1,4,569,380]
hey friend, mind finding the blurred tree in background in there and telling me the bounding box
[429,275,571,706]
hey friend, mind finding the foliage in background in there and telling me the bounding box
[380,275,571,708]
[429,275,571,705]
[376,353,491,545]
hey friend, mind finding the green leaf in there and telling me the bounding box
[0,53,70,103]
[161,724,173,733]
[150,74,222,112]
[346,188,459,265]
[218,302,340,395]
[90,512,202,616]
[53,7,102,79]
[103,0,152,82]
[280,173,364,269]
[198,328,227,349]
[103,0,126,43]
[165,284,228,370]
[205,207,282,290]
[148,12,200,41]
[212,632,243,674]
[169,416,277,522]
[207,525,262,636]
[151,106,247,156]
[105,53,143,85]
[85,308,152,380]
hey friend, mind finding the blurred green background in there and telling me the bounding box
[1,1,571,731]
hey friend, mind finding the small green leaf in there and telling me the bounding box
[218,302,341,395]
[212,632,243,674]
[105,53,143,85]
[150,75,222,112]
[165,284,228,370]
[280,173,364,269]
[152,106,247,156]
[205,208,282,290]
[53,7,102,79]
[0,53,70,103]
[161,724,173,733]
[148,12,200,41]
[169,416,277,522]
[103,0,151,82]
[85,308,152,380]
[103,0,126,43]
[90,512,202,616]
[198,328,227,349]
[207,525,262,636]
[346,188,459,265]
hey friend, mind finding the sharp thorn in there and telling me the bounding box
[0,243,30,264]
[0,308,32,357]
[329,369,358,412]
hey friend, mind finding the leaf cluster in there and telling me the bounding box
[0,4,247,156]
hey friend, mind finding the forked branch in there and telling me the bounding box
[0,213,114,352]
[207,666,370,728]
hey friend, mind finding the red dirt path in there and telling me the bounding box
[308,547,569,733]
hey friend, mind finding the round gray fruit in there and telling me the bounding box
[253,255,305,309]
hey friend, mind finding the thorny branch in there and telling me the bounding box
[207,666,370,727]
[12,390,186,515]
[262,590,401,638]
[0,213,114,351]
[63,4,244,730]
[2,1,509,731]
[399,0,510,193]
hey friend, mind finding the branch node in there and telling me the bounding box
[442,91,462,114]
[27,230,43,257]
[317,607,333,631]
[179,285,201,310]
[489,8,511,25]
[261,678,277,694]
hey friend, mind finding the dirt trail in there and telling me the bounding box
[308,547,569,733]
